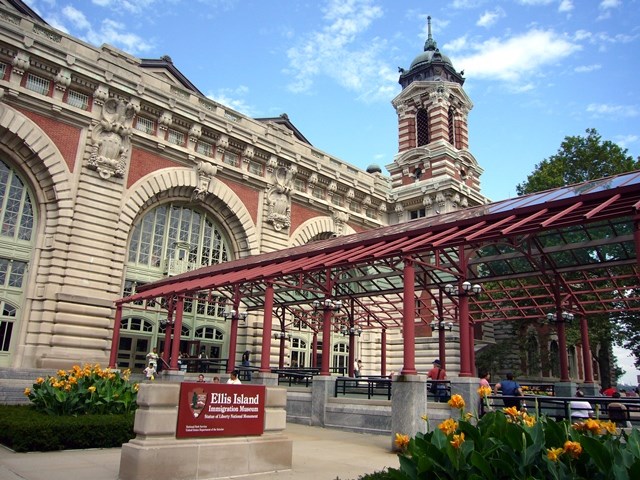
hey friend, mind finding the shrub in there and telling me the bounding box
[0,405,135,452]
[389,393,640,479]
[24,363,138,415]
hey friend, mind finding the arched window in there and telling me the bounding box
[0,159,36,358]
[291,337,307,368]
[332,342,349,375]
[0,300,17,351]
[416,109,430,146]
[448,107,456,146]
[1,159,34,242]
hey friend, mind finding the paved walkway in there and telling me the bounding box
[0,423,399,480]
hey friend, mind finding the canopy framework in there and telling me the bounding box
[113,171,640,379]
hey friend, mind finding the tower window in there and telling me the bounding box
[416,109,429,146]
[448,107,456,146]
[410,208,426,220]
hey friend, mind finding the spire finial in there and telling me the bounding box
[424,15,437,51]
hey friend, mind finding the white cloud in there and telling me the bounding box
[614,134,639,148]
[443,35,470,53]
[285,0,396,102]
[574,64,601,73]
[600,0,621,9]
[586,103,639,117]
[451,29,581,83]
[477,8,505,28]
[62,6,91,31]
[84,18,154,54]
[91,0,158,14]
[517,0,554,4]
[206,86,256,117]
[451,0,487,9]
[558,0,574,13]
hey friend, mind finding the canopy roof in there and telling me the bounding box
[121,171,640,333]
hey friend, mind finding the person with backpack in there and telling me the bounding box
[427,359,447,402]
[494,372,524,409]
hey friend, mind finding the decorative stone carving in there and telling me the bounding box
[158,111,173,131]
[54,68,71,91]
[192,161,218,201]
[93,84,109,106]
[267,155,278,172]
[188,123,202,142]
[308,172,318,185]
[346,188,355,200]
[265,165,297,231]
[423,195,433,207]
[332,210,350,237]
[395,202,404,221]
[11,51,30,75]
[435,192,446,208]
[328,180,337,195]
[87,98,136,179]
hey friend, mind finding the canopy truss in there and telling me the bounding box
[121,171,640,333]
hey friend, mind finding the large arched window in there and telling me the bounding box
[332,342,349,375]
[119,202,234,371]
[0,159,35,361]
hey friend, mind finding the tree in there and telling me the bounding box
[516,128,640,386]
[516,128,639,195]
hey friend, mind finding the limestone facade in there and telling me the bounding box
[0,3,487,374]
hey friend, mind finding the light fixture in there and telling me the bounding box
[273,331,291,340]
[430,320,453,331]
[222,309,248,321]
[313,298,343,311]
[546,311,574,324]
[444,281,482,296]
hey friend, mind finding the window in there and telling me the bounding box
[0,63,7,80]
[195,326,224,341]
[66,90,89,110]
[332,342,349,374]
[294,179,306,192]
[416,108,429,146]
[448,107,456,146]
[134,116,155,134]
[332,196,344,207]
[1,160,34,242]
[25,73,50,95]
[196,141,213,157]
[410,208,426,220]
[127,203,231,269]
[119,317,153,333]
[223,151,239,167]
[167,129,185,146]
[312,186,324,200]
[248,161,263,175]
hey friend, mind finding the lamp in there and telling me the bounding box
[222,309,248,322]
[546,311,574,324]
[430,320,453,331]
[312,298,343,311]
[444,281,482,296]
[273,331,291,341]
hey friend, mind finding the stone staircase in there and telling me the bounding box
[0,368,59,405]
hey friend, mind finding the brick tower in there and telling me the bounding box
[388,16,487,223]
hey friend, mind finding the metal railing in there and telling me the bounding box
[334,376,392,400]
[272,368,320,387]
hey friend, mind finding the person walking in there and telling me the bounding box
[427,359,447,402]
[242,350,252,380]
[494,372,524,409]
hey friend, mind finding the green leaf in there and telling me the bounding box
[581,435,613,473]
[470,450,492,477]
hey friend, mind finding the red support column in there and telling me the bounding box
[227,296,241,374]
[436,290,446,370]
[260,282,274,372]
[170,295,183,370]
[458,288,471,377]
[320,307,332,376]
[162,299,174,367]
[109,304,123,368]
[278,337,286,368]
[401,257,417,375]
[380,329,387,377]
[579,315,594,383]
[312,332,318,368]
[556,315,570,382]
[348,327,356,377]
[469,321,476,376]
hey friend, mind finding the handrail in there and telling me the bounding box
[334,376,393,400]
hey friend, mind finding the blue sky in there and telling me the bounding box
[23,0,640,385]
